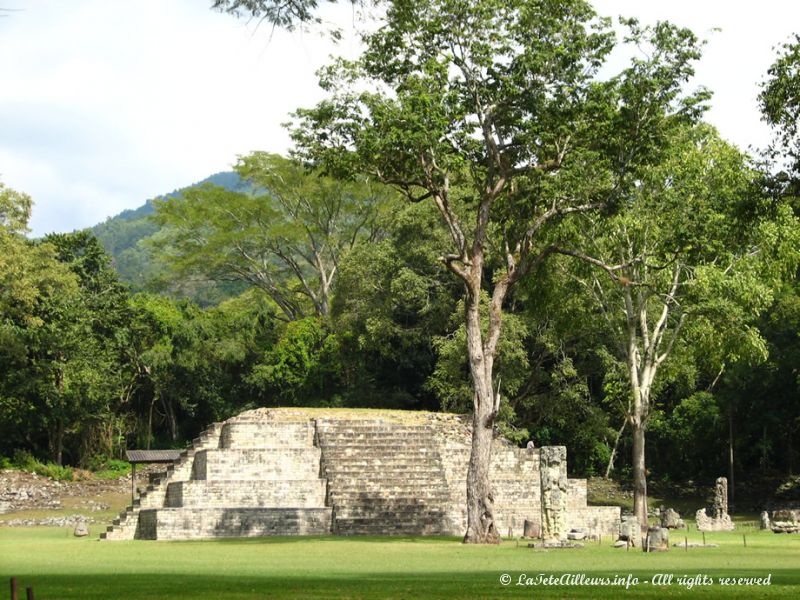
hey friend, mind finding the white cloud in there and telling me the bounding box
[1,0,798,236]
[0,0,362,236]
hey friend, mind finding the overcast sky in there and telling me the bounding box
[1,1,798,237]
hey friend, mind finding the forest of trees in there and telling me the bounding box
[1,0,799,542]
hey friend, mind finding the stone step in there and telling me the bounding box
[317,426,434,434]
[334,506,449,517]
[137,507,333,540]
[333,519,454,536]
[165,479,327,508]
[318,432,435,440]
[317,420,432,428]
[323,444,439,459]
[324,456,442,471]
[327,470,444,477]
[192,448,321,480]
[219,421,314,449]
[322,450,440,457]
[327,480,446,489]
[329,489,451,499]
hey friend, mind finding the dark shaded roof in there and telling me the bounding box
[125,450,182,464]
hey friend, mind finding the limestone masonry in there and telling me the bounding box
[101,409,619,540]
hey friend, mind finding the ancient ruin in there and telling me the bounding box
[644,526,669,552]
[770,509,800,534]
[695,477,734,532]
[617,515,641,547]
[660,508,685,529]
[539,446,568,543]
[101,409,620,540]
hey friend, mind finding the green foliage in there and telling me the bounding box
[248,317,341,405]
[88,456,132,479]
[9,450,74,481]
[331,201,458,408]
[760,33,800,178]
[92,172,254,302]
[427,293,529,415]
[150,155,397,320]
[648,392,725,480]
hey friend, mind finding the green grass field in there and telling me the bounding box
[2,527,799,599]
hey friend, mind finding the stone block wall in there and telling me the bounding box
[103,409,620,541]
[191,448,322,480]
[137,506,332,540]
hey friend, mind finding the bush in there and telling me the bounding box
[11,450,74,481]
[87,455,131,479]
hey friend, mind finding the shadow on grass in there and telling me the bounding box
[162,535,465,545]
[7,570,800,600]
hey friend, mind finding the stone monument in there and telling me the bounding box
[696,477,734,531]
[73,519,89,537]
[644,526,669,552]
[660,508,685,529]
[100,409,622,540]
[771,509,800,534]
[539,446,568,543]
[618,515,641,547]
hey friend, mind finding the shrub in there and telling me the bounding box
[10,450,74,481]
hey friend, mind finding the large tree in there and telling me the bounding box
[151,153,394,320]
[287,0,707,542]
[554,124,800,523]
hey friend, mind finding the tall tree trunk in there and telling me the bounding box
[51,419,65,466]
[147,398,156,450]
[464,398,499,543]
[462,285,501,544]
[631,418,648,526]
[605,419,626,479]
[162,396,178,442]
[728,409,735,507]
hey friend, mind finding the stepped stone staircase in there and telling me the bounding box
[317,420,456,535]
[101,423,224,540]
[102,409,619,540]
[101,417,332,540]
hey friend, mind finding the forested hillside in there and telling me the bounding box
[91,172,253,304]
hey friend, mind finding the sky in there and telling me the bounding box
[0,0,798,237]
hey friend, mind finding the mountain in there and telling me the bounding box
[92,171,253,303]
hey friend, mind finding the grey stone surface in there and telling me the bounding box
[644,526,669,552]
[618,515,641,547]
[660,508,685,529]
[713,477,729,519]
[760,511,771,530]
[540,446,568,543]
[695,508,734,532]
[102,411,621,541]
[73,521,89,537]
[696,477,735,532]
[771,509,800,533]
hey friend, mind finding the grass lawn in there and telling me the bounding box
[2,528,800,599]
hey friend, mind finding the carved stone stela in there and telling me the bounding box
[695,476,734,532]
[539,446,568,543]
[713,477,728,519]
